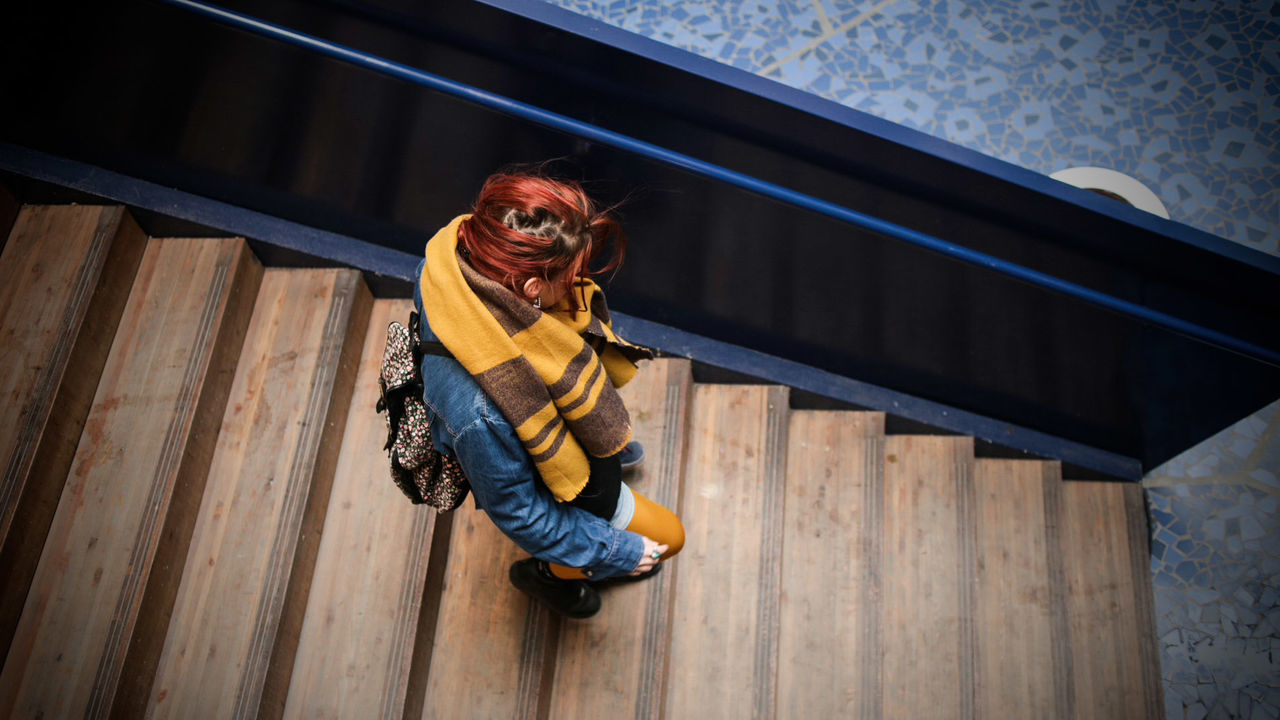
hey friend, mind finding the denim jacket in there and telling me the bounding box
[413,264,643,579]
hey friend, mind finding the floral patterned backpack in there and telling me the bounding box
[376,312,470,510]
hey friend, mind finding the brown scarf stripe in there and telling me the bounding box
[476,359,556,428]
[565,402,633,456]
[548,344,599,400]
[589,289,611,324]
[529,422,572,465]
[558,358,606,417]
[460,259,541,336]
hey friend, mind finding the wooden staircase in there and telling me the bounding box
[0,205,1162,719]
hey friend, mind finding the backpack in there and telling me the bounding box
[376,312,470,510]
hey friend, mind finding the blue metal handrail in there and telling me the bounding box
[161,0,1280,368]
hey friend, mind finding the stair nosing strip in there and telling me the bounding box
[1042,465,1075,720]
[85,248,233,719]
[634,374,685,720]
[379,507,434,720]
[955,445,977,720]
[752,388,786,720]
[859,433,884,720]
[515,600,549,720]
[232,276,352,720]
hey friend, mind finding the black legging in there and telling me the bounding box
[566,454,622,520]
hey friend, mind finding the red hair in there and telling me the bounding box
[458,172,626,311]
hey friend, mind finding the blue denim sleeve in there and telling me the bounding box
[452,414,644,580]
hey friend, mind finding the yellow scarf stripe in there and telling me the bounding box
[421,216,521,374]
[600,345,638,387]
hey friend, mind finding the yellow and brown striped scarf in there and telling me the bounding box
[420,215,651,501]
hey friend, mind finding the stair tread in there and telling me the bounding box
[665,383,789,719]
[0,208,1168,718]
[778,409,884,718]
[0,205,145,660]
[421,507,553,720]
[1060,481,1162,719]
[0,206,125,543]
[548,357,693,719]
[973,458,1069,719]
[284,299,439,720]
[148,268,369,719]
[0,217,1167,718]
[881,435,976,720]
[0,237,259,719]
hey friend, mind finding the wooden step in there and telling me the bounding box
[145,268,370,720]
[666,384,789,719]
[283,299,443,720]
[880,435,976,720]
[0,237,261,719]
[777,409,885,718]
[1060,481,1161,719]
[973,458,1071,719]
[548,358,693,719]
[0,205,146,656]
[420,506,557,720]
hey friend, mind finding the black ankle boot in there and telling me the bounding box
[508,559,601,619]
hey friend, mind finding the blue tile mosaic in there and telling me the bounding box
[545,0,1280,256]
[1144,400,1280,719]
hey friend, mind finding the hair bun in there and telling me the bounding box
[462,171,627,312]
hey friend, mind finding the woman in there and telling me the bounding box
[412,170,684,618]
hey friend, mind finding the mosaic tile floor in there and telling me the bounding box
[538,2,1280,717]
[1147,401,1280,720]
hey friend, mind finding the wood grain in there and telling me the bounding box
[973,459,1064,720]
[665,384,789,720]
[777,410,884,719]
[146,269,370,720]
[283,299,439,720]
[1060,481,1161,720]
[881,435,975,720]
[0,237,260,720]
[549,358,693,720]
[0,206,145,659]
[419,506,555,720]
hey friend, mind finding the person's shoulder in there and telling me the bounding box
[423,360,510,430]
[417,297,512,433]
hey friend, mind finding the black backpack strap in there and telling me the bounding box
[419,339,454,358]
[408,311,456,359]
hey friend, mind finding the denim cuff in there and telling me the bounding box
[589,527,644,579]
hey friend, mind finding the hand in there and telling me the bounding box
[631,535,669,576]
